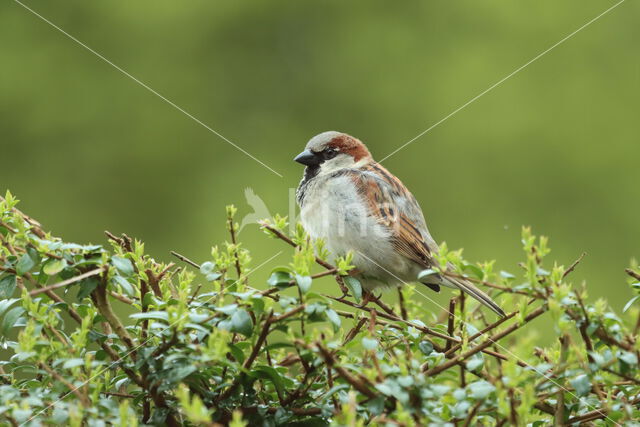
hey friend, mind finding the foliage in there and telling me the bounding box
[0,191,639,426]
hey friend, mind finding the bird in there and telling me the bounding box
[294,131,505,317]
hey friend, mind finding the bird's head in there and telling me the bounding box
[294,131,372,176]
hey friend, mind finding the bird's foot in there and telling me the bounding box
[360,290,381,308]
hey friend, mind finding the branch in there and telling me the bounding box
[40,363,90,407]
[625,268,640,281]
[424,304,547,375]
[325,294,454,346]
[315,342,377,399]
[563,252,586,278]
[29,267,104,296]
[244,310,274,370]
[170,250,201,269]
[259,222,334,270]
[227,215,243,279]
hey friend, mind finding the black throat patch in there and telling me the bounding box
[296,165,321,206]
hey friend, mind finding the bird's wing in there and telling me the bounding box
[342,163,436,268]
[338,163,505,317]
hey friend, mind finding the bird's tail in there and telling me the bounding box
[442,275,505,317]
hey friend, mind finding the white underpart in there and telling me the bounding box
[300,167,421,291]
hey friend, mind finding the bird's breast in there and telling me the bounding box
[298,175,415,285]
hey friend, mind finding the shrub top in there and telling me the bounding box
[0,192,639,426]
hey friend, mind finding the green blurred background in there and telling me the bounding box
[1,0,638,312]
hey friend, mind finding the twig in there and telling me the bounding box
[297,286,306,335]
[109,290,134,305]
[244,312,273,370]
[260,268,338,297]
[271,305,306,323]
[40,363,90,407]
[462,401,482,427]
[602,367,640,385]
[92,274,137,354]
[259,222,334,270]
[445,298,456,352]
[0,220,17,234]
[368,293,398,318]
[554,335,569,426]
[563,252,586,278]
[325,294,454,345]
[443,311,517,358]
[397,287,408,320]
[218,310,275,401]
[424,304,547,375]
[227,215,243,279]
[102,391,136,398]
[29,267,104,296]
[567,396,640,424]
[343,317,367,346]
[188,283,202,304]
[315,342,377,398]
[170,250,201,269]
[150,331,179,358]
[575,287,595,362]
[624,268,640,281]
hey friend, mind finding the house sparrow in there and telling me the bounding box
[295,131,505,317]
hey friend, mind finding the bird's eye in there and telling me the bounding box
[323,148,338,160]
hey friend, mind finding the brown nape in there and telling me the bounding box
[328,134,372,162]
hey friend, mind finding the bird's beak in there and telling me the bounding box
[294,149,321,166]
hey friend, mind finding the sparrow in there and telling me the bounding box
[294,131,505,317]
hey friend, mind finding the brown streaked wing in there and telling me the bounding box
[346,163,433,269]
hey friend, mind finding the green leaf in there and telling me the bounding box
[468,380,495,399]
[160,365,197,390]
[463,264,483,279]
[230,309,253,337]
[365,396,386,416]
[77,277,99,301]
[215,304,238,315]
[43,259,67,276]
[362,337,378,350]
[252,365,285,396]
[1,306,25,335]
[325,308,341,330]
[62,359,85,369]
[0,275,17,299]
[466,354,484,371]
[321,384,350,403]
[201,262,222,281]
[295,274,312,294]
[206,272,222,282]
[343,276,362,302]
[228,344,246,364]
[113,275,135,297]
[500,270,515,279]
[267,271,291,288]
[200,261,216,275]
[0,298,20,317]
[246,299,263,319]
[619,351,638,366]
[623,295,639,313]
[570,375,591,396]
[130,311,169,321]
[16,253,36,276]
[111,256,134,277]
[419,341,434,355]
